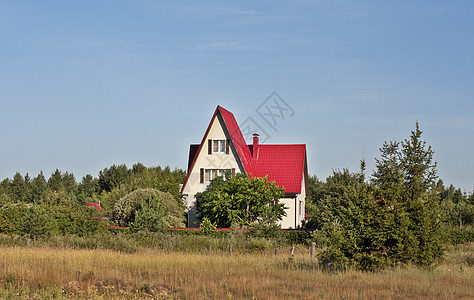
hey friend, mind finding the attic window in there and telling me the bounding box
[208,139,228,154]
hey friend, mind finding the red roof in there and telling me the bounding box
[218,106,252,171]
[248,144,306,194]
[181,106,308,195]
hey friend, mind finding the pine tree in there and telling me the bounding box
[10,172,26,202]
[30,172,48,204]
[371,122,443,266]
[400,122,438,200]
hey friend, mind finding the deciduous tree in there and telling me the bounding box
[196,173,286,228]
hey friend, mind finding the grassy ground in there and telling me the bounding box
[0,243,472,299]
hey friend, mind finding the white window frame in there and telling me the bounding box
[212,140,226,154]
[205,168,231,183]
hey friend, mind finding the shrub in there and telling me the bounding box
[199,218,217,236]
[18,205,58,238]
[446,226,474,245]
[113,188,185,230]
[0,203,29,235]
[53,204,109,236]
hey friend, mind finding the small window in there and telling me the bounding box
[211,140,226,154]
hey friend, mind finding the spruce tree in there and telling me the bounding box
[30,172,48,204]
[372,122,443,266]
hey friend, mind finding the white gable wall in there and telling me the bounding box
[181,116,242,227]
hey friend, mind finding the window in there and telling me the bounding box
[208,139,229,154]
[205,169,231,182]
[299,200,304,215]
[200,168,235,183]
[214,140,225,153]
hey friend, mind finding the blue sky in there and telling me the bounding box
[1,1,473,192]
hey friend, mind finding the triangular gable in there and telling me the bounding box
[181,106,249,192]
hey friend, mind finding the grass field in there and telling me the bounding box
[0,243,473,299]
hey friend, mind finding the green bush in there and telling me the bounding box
[18,205,58,238]
[281,230,314,246]
[199,217,217,236]
[53,204,109,236]
[446,226,474,245]
[113,188,185,230]
[0,203,29,235]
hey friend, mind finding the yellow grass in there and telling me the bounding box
[0,244,473,299]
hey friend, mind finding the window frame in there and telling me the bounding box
[211,140,226,154]
[204,168,232,183]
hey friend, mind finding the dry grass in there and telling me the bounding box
[0,244,473,299]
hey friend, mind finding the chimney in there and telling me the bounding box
[252,133,259,159]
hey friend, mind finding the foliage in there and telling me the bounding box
[52,204,108,236]
[0,203,29,235]
[199,217,217,235]
[445,226,474,245]
[438,182,473,227]
[113,188,185,230]
[309,123,445,270]
[196,173,285,228]
[18,205,58,239]
[0,163,186,238]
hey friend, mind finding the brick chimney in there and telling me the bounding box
[252,133,259,159]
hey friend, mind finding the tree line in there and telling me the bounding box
[0,122,472,270]
[0,164,186,237]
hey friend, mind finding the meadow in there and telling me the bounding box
[0,243,472,299]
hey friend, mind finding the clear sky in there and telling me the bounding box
[1,1,473,192]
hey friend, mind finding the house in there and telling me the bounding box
[180,106,308,229]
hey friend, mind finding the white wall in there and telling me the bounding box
[181,116,241,227]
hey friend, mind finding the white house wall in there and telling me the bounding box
[279,175,306,229]
[181,116,242,227]
[297,175,306,227]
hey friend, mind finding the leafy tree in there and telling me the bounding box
[196,173,286,228]
[113,188,185,230]
[199,217,218,235]
[41,189,73,207]
[306,169,363,230]
[132,190,185,231]
[0,179,9,197]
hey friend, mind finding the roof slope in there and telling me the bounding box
[218,106,252,171]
